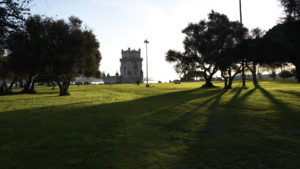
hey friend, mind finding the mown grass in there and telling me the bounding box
[0,81,299,169]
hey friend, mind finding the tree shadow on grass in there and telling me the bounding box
[258,86,299,119]
[0,86,299,169]
[0,87,225,169]
[257,85,300,133]
[161,89,229,135]
[276,90,300,97]
[174,85,300,169]
[172,87,261,169]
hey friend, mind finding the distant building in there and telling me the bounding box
[74,76,104,85]
[103,48,144,84]
[103,73,122,84]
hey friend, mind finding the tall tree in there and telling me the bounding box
[165,50,196,80]
[217,22,248,89]
[247,28,264,85]
[0,55,8,94]
[278,0,300,82]
[166,11,247,88]
[0,0,31,49]
[279,0,300,21]
[265,21,300,82]
[0,55,21,94]
[0,0,31,94]
[237,28,265,86]
[49,16,101,96]
[6,15,52,93]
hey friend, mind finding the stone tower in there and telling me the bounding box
[120,48,143,84]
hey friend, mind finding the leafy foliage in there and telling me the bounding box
[6,15,52,93]
[264,21,300,82]
[166,11,248,88]
[279,0,300,21]
[0,0,31,48]
[49,16,101,96]
[279,70,295,79]
[5,15,101,96]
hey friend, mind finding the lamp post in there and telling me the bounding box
[239,0,246,87]
[144,39,150,87]
[239,0,243,24]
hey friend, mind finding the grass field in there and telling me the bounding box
[0,81,299,169]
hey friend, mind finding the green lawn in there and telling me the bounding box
[0,81,299,169]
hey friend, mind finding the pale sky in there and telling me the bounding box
[31,0,283,81]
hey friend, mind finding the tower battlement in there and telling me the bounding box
[121,48,141,59]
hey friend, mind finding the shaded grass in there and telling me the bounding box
[0,81,299,169]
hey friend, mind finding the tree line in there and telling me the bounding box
[166,0,300,89]
[0,0,101,96]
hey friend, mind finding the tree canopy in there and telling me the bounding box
[166,11,248,88]
[264,21,300,82]
[6,15,52,93]
[4,15,102,96]
[49,16,101,95]
[0,0,31,48]
[279,0,300,21]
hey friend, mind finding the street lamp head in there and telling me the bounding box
[144,39,149,44]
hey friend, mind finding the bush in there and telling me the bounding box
[279,70,294,79]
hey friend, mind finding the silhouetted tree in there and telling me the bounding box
[291,68,296,75]
[268,70,277,80]
[217,22,248,89]
[6,15,52,94]
[0,0,31,94]
[0,56,8,94]
[264,21,300,82]
[165,50,195,80]
[167,11,246,88]
[0,0,31,49]
[0,55,21,94]
[49,16,101,96]
[236,28,265,86]
[279,0,300,21]
[180,70,203,81]
[247,28,264,85]
[279,70,295,79]
[218,49,242,89]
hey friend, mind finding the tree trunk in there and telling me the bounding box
[22,74,37,94]
[59,85,70,96]
[202,76,215,88]
[252,72,258,86]
[5,76,17,94]
[224,77,228,89]
[52,82,56,90]
[252,63,258,86]
[0,79,7,94]
[242,59,246,87]
[19,80,24,88]
[22,75,32,93]
[57,80,71,96]
[202,81,215,88]
[226,67,241,89]
[226,70,233,89]
[30,79,37,94]
[227,78,233,89]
